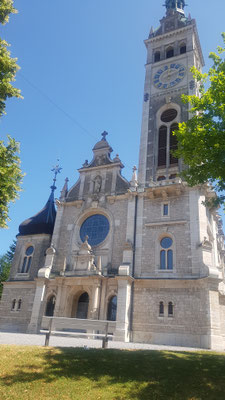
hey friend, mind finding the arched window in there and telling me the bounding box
[154,51,160,62]
[180,44,186,54]
[168,302,174,316]
[17,299,22,311]
[76,292,89,319]
[107,296,117,321]
[159,301,164,316]
[158,109,179,170]
[160,237,173,270]
[21,246,34,273]
[158,126,167,167]
[170,123,178,165]
[166,46,174,59]
[11,299,16,311]
[45,295,56,317]
[157,176,166,181]
[161,109,178,123]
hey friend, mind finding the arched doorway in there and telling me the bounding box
[76,292,89,319]
[107,296,117,321]
[45,295,56,317]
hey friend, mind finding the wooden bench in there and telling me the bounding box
[40,317,116,348]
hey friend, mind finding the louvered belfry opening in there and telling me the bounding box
[158,125,167,167]
[170,123,179,165]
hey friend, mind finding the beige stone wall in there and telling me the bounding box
[10,234,51,281]
[51,197,129,274]
[132,279,211,348]
[0,282,35,332]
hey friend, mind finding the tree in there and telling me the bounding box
[0,240,16,298]
[174,33,225,209]
[0,0,23,228]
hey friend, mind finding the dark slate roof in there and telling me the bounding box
[92,139,112,152]
[19,191,56,236]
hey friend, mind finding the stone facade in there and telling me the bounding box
[0,3,225,350]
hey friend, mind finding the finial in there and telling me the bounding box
[101,131,108,141]
[51,159,62,193]
[130,165,138,189]
[60,177,69,201]
[85,235,89,243]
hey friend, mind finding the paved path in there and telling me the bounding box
[0,332,209,352]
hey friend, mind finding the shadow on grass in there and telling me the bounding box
[2,347,225,399]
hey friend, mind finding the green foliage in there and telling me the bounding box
[0,0,23,227]
[174,33,225,209]
[0,38,21,116]
[0,136,23,228]
[0,0,17,24]
[0,240,15,298]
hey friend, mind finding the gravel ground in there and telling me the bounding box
[0,332,210,352]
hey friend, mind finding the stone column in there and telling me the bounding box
[115,276,133,342]
[91,282,101,320]
[27,278,47,333]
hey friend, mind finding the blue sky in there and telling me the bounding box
[0,0,225,254]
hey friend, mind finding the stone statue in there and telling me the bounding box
[93,176,102,193]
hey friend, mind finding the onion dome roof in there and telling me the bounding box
[19,191,56,236]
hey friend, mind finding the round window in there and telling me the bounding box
[25,246,34,256]
[80,214,110,246]
[160,237,173,249]
[161,109,177,123]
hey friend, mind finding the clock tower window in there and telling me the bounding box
[157,109,179,169]
[166,46,174,59]
[180,43,186,54]
[158,126,167,167]
[169,123,178,165]
[154,51,161,63]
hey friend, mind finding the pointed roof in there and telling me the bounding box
[18,190,56,236]
[18,162,62,236]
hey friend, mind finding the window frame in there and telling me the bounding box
[154,51,161,63]
[166,46,174,59]
[156,104,180,174]
[168,301,174,317]
[156,233,176,273]
[18,244,34,275]
[161,202,170,218]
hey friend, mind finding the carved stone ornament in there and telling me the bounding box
[93,175,102,193]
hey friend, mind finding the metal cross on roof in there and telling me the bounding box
[101,131,108,141]
[51,160,62,192]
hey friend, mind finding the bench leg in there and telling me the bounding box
[45,332,50,346]
[102,337,108,349]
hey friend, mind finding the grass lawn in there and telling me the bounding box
[0,346,225,399]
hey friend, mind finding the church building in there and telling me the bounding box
[1,0,225,350]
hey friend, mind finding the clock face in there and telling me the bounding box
[153,63,186,90]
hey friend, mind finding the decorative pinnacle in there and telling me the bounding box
[101,131,108,141]
[51,159,62,192]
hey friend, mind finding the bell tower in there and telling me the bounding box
[138,1,204,187]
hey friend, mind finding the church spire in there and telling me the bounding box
[164,0,186,14]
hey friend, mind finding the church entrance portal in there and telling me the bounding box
[76,292,89,319]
